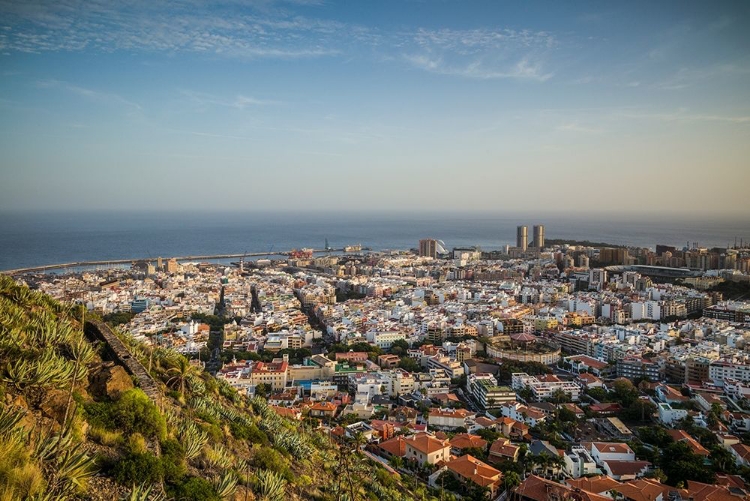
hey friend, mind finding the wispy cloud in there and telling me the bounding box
[180,89,283,109]
[36,79,142,110]
[656,63,750,90]
[620,109,750,124]
[0,0,351,59]
[402,26,555,81]
[404,54,553,81]
[556,122,602,134]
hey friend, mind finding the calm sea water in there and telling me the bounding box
[0,211,748,271]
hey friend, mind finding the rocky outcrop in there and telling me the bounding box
[89,362,134,400]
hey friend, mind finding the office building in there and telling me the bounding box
[533,225,545,248]
[516,226,528,251]
[419,239,438,258]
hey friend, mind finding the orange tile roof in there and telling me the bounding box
[566,475,621,494]
[592,442,633,455]
[489,439,519,459]
[609,479,668,501]
[379,436,406,457]
[445,455,501,488]
[667,429,711,456]
[310,401,337,412]
[515,475,573,501]
[603,460,651,476]
[404,433,450,455]
[687,480,750,501]
[449,434,488,451]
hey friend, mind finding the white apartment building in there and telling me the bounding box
[366,330,407,349]
[710,360,750,386]
[511,373,581,401]
[657,403,688,426]
[467,373,516,409]
[590,442,635,465]
[426,355,464,378]
[564,446,598,478]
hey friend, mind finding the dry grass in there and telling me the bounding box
[88,426,123,447]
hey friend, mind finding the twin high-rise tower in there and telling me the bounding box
[516,225,545,250]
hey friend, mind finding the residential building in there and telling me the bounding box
[404,433,451,466]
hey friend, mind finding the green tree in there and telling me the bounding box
[661,441,716,486]
[167,356,199,397]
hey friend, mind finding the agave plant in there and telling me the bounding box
[122,482,166,501]
[254,469,286,501]
[212,471,239,500]
[204,443,234,470]
[177,420,209,461]
[0,405,25,435]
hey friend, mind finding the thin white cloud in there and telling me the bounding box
[35,79,142,110]
[556,122,602,134]
[0,0,351,59]
[656,63,750,90]
[180,89,283,109]
[621,110,750,124]
[403,26,555,81]
[404,54,553,81]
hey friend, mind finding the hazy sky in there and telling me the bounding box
[1,0,749,213]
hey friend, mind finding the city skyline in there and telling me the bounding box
[1,0,749,214]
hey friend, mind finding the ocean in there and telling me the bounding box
[1,211,748,271]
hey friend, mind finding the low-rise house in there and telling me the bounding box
[730,443,750,467]
[404,433,451,466]
[667,429,710,457]
[496,416,530,440]
[601,459,651,481]
[565,475,621,496]
[270,405,302,420]
[428,407,474,429]
[442,455,503,498]
[488,438,520,463]
[378,436,406,460]
[588,402,622,416]
[565,355,609,376]
[655,384,689,404]
[449,433,487,454]
[657,402,688,426]
[589,442,635,464]
[577,372,604,389]
[563,446,598,478]
[308,401,338,419]
[500,402,546,427]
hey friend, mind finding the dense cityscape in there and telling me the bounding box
[2,0,749,499]
[11,224,750,500]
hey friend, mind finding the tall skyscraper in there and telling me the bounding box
[516,226,528,251]
[419,239,438,258]
[533,225,545,248]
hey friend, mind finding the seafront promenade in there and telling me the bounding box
[1,248,359,275]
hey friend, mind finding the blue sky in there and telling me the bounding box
[1,0,749,214]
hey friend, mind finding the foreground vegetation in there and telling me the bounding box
[0,275,425,500]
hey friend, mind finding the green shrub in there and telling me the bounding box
[83,400,115,429]
[113,389,166,440]
[113,452,163,486]
[169,477,220,501]
[202,423,223,443]
[252,446,293,482]
[84,389,166,441]
[230,421,269,445]
[160,439,187,484]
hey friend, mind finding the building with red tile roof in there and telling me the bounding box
[404,433,451,466]
[449,433,487,453]
[443,455,502,497]
[667,429,711,456]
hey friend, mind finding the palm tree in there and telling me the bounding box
[167,356,197,397]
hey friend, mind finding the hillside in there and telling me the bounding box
[0,275,423,501]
